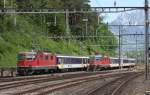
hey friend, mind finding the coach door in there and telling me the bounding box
[57,57,64,69]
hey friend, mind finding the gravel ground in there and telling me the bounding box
[0,70,147,95]
[120,75,150,95]
[44,74,150,95]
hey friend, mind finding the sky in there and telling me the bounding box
[90,0,147,22]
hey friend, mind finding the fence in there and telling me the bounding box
[0,67,16,77]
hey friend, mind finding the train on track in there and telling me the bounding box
[17,50,136,75]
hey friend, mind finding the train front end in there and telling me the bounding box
[88,55,110,71]
[17,51,37,75]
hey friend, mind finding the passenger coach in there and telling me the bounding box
[110,57,136,68]
[56,55,89,71]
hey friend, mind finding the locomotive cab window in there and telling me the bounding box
[17,53,35,60]
[90,56,95,61]
[17,54,25,60]
[95,57,101,60]
[90,55,102,61]
[26,53,35,60]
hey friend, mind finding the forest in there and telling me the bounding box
[0,0,117,66]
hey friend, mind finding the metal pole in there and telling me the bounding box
[86,20,88,35]
[80,42,82,55]
[97,13,100,25]
[119,25,122,70]
[83,18,88,35]
[136,32,138,65]
[66,9,70,35]
[65,9,70,45]
[145,0,149,80]
[54,14,57,26]
[4,0,6,8]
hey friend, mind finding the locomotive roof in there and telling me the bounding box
[90,55,102,57]
[110,57,135,60]
[56,55,89,59]
[18,51,52,55]
[18,51,37,54]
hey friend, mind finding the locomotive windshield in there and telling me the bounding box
[90,55,102,61]
[18,52,36,60]
[18,54,25,60]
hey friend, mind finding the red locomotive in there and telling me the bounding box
[17,51,57,75]
[88,54,110,70]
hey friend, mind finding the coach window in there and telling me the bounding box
[112,59,115,64]
[123,60,128,63]
[84,59,87,64]
[113,59,118,64]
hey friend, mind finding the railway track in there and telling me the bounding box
[11,71,139,95]
[0,71,122,91]
[0,77,54,91]
[85,72,142,95]
[0,69,133,83]
[0,70,140,95]
[0,72,95,83]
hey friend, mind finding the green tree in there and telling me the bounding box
[0,0,118,66]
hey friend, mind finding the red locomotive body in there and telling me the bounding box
[17,51,57,75]
[88,55,110,70]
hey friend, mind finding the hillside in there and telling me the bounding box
[0,0,117,67]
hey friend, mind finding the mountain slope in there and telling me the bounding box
[110,10,146,50]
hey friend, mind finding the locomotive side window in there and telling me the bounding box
[45,55,49,60]
[51,56,53,60]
